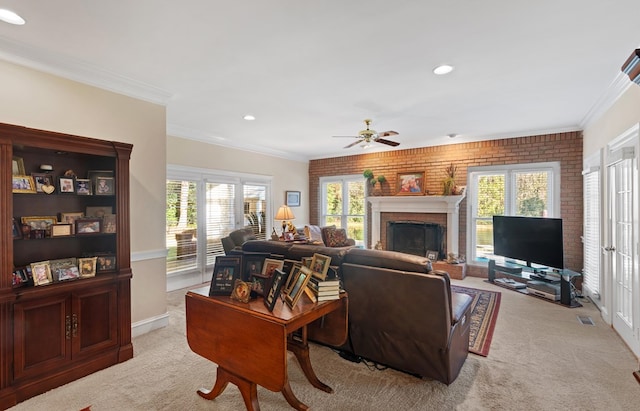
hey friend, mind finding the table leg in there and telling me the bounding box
[281,380,309,411]
[288,327,333,393]
[197,367,260,411]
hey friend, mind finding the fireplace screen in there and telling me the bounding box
[386,220,445,259]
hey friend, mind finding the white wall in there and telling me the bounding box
[167,136,309,225]
[0,60,168,329]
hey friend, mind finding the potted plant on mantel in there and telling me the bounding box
[363,169,386,196]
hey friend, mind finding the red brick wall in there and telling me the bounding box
[309,131,583,273]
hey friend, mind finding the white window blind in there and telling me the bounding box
[166,179,198,273]
[204,182,236,266]
[583,168,601,298]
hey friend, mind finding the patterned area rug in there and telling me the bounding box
[452,285,501,357]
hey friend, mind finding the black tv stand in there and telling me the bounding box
[488,260,581,307]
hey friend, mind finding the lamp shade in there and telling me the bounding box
[275,205,295,221]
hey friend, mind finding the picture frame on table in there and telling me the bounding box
[241,252,270,281]
[426,250,439,261]
[209,256,242,296]
[95,176,115,195]
[12,175,36,194]
[75,218,102,235]
[32,173,55,193]
[75,178,92,195]
[230,279,251,303]
[261,258,284,277]
[284,265,313,308]
[250,273,270,296]
[30,261,52,286]
[284,262,303,291]
[12,156,25,175]
[310,253,331,280]
[396,171,426,196]
[58,176,76,194]
[285,190,301,207]
[264,268,287,311]
[97,255,116,273]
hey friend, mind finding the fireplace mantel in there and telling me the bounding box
[368,188,466,256]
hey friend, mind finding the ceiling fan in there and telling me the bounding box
[333,119,400,149]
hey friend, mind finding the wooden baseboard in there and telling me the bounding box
[634,370,640,385]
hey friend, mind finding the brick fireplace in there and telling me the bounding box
[368,189,466,256]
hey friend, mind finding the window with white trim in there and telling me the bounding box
[468,162,560,263]
[166,166,271,280]
[320,175,365,247]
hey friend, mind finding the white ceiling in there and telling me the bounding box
[0,1,638,161]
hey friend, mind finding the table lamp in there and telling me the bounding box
[275,205,295,237]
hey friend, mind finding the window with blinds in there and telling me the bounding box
[320,175,365,247]
[583,169,601,299]
[166,179,199,273]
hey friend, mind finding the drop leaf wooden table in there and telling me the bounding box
[186,287,348,410]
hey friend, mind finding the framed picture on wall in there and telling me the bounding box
[286,190,301,207]
[396,171,426,196]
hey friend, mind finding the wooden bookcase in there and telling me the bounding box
[0,123,133,409]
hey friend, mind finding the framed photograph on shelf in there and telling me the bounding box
[32,173,55,193]
[21,216,57,231]
[102,214,116,233]
[87,169,113,186]
[75,218,102,235]
[96,255,116,272]
[75,178,92,195]
[12,218,22,240]
[51,224,73,237]
[396,171,426,196]
[285,190,301,207]
[50,258,80,282]
[284,266,313,308]
[78,257,97,278]
[86,206,113,218]
[310,253,331,280]
[30,261,52,286]
[261,258,284,277]
[12,175,36,194]
[95,176,115,195]
[264,268,287,311]
[209,256,242,296]
[58,176,75,194]
[12,156,25,175]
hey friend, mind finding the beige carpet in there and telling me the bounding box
[8,277,640,410]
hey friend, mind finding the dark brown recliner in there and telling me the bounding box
[221,227,257,254]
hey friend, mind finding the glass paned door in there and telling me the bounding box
[473,174,505,260]
[243,184,267,240]
[166,180,198,273]
[205,182,235,266]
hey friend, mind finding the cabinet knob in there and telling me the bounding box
[65,315,71,340]
[72,314,78,338]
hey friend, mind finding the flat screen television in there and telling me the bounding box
[492,215,564,269]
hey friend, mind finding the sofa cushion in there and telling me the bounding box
[325,227,351,247]
[304,225,325,245]
[320,225,336,245]
[242,239,292,256]
[286,244,351,266]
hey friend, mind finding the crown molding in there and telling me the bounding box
[580,72,633,130]
[0,36,172,105]
[166,123,310,163]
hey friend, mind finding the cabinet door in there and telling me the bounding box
[14,294,71,380]
[71,284,118,360]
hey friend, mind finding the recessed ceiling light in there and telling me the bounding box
[0,9,25,25]
[243,114,255,121]
[448,133,457,138]
[433,65,454,75]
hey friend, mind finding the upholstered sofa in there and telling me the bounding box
[240,240,473,385]
[221,227,257,254]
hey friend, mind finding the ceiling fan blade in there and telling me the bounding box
[332,135,359,138]
[344,140,362,148]
[377,130,398,137]
[376,138,400,147]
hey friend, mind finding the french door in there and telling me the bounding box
[606,137,640,357]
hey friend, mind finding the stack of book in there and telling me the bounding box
[307,276,341,301]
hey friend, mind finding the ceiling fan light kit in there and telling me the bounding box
[333,119,400,149]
